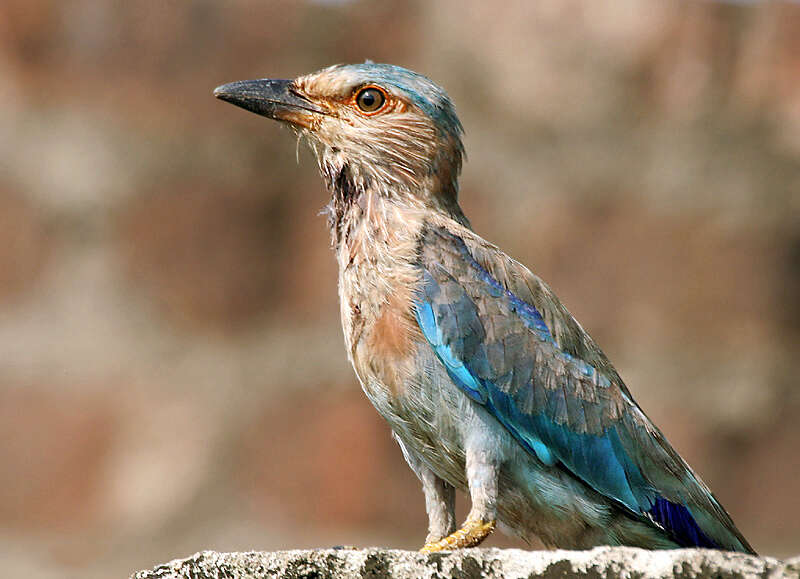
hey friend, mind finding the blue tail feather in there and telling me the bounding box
[648,497,720,549]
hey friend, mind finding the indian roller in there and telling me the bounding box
[214,63,755,554]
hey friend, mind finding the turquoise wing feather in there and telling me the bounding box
[414,224,754,553]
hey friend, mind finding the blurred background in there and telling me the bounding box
[0,0,798,577]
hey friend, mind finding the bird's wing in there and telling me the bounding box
[413,223,754,553]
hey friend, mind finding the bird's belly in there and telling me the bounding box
[357,346,472,490]
[354,345,633,548]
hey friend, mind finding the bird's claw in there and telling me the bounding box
[419,518,496,552]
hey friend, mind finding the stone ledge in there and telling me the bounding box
[131,547,800,579]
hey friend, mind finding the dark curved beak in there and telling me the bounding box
[213,79,326,122]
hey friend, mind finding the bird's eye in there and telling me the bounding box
[355,87,386,113]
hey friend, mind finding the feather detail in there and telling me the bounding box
[412,220,755,554]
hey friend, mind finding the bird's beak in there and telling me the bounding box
[213,79,327,127]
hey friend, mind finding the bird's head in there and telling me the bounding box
[214,63,465,215]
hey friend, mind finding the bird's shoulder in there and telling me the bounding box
[418,215,626,392]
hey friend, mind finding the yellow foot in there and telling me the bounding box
[419,519,496,552]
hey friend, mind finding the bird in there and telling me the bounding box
[213,63,755,554]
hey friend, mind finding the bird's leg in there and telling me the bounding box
[420,445,498,552]
[393,436,457,545]
[422,469,456,544]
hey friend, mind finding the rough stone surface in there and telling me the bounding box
[131,548,800,579]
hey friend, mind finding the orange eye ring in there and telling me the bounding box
[354,85,388,114]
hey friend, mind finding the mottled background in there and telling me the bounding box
[0,1,798,577]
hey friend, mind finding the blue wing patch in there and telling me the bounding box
[413,279,645,509]
[416,300,485,403]
[413,235,723,550]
